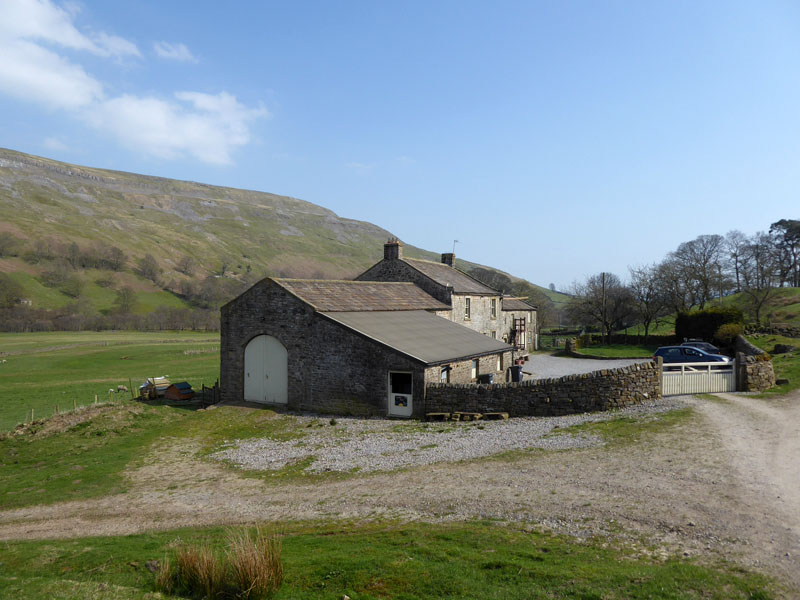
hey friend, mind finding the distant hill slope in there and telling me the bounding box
[0,148,558,318]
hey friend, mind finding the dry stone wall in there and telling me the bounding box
[735,335,776,392]
[425,361,662,417]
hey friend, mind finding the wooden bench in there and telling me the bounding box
[425,412,450,422]
[483,412,509,420]
[452,412,482,422]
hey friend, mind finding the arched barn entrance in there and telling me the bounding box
[243,335,288,404]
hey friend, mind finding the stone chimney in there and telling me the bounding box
[384,237,403,260]
[441,252,455,267]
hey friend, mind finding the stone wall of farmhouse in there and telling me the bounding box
[449,293,502,337]
[221,280,428,417]
[424,351,514,385]
[734,335,776,392]
[425,361,662,416]
[357,259,451,305]
[501,309,536,352]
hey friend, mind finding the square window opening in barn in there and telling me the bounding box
[440,366,450,383]
[497,354,503,372]
[465,297,471,320]
[471,359,478,379]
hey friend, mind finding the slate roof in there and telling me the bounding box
[502,297,537,311]
[321,310,512,365]
[402,258,499,295]
[275,279,450,312]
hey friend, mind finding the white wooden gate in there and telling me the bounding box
[244,335,288,404]
[662,361,736,396]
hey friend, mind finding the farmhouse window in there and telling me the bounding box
[471,359,478,379]
[490,298,497,319]
[464,297,471,320]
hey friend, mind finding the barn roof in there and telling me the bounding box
[275,279,450,312]
[502,297,537,311]
[321,310,512,365]
[401,258,499,295]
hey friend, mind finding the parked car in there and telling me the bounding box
[681,340,721,355]
[654,346,731,363]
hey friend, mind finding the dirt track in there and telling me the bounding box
[1,392,798,591]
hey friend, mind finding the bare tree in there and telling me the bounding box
[136,254,161,282]
[769,219,800,287]
[724,230,749,293]
[740,232,779,324]
[114,286,137,314]
[177,255,197,276]
[628,264,668,341]
[568,272,634,344]
[669,234,726,309]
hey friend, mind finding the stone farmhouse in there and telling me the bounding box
[220,240,538,418]
[357,239,537,351]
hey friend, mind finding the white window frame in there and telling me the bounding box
[464,297,471,320]
[490,298,497,319]
[471,359,478,379]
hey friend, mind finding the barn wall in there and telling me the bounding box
[221,280,428,417]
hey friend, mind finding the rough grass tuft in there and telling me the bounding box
[227,527,283,599]
[155,528,282,599]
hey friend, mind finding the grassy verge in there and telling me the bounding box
[547,407,694,448]
[0,331,220,431]
[0,521,778,600]
[0,402,318,509]
[745,335,800,396]
[573,344,658,358]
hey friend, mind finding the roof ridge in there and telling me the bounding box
[403,258,501,294]
[275,278,416,285]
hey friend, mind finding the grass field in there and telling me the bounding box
[0,331,219,431]
[572,344,658,358]
[0,521,776,600]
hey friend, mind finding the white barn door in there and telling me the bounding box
[244,335,288,404]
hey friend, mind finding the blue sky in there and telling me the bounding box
[1,1,798,289]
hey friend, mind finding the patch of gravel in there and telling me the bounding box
[213,397,688,474]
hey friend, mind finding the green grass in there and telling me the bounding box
[0,331,219,431]
[574,344,658,358]
[745,334,800,396]
[0,403,175,509]
[0,400,318,509]
[0,521,778,600]
[548,407,694,447]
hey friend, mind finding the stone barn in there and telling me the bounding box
[220,278,513,418]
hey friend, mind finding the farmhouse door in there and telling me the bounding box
[244,335,288,404]
[388,371,413,417]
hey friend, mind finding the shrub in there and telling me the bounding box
[676,308,744,342]
[714,323,743,347]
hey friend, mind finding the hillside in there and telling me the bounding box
[0,148,558,323]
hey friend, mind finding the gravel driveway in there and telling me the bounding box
[522,354,650,379]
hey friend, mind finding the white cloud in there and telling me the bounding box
[0,39,102,109]
[43,136,69,151]
[345,162,374,170]
[93,31,141,59]
[85,92,269,165]
[153,41,196,63]
[0,0,266,165]
[0,0,139,57]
